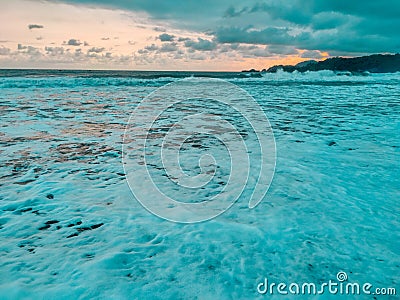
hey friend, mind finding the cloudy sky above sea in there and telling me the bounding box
[0,0,399,70]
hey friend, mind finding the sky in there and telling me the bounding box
[0,0,399,71]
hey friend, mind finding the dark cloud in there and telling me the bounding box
[224,5,248,18]
[317,0,400,19]
[28,24,44,30]
[310,12,349,30]
[65,39,82,46]
[158,33,175,42]
[215,26,295,45]
[177,37,190,42]
[220,0,400,53]
[184,38,217,51]
[301,50,323,59]
[63,0,231,28]
[215,23,400,54]
[268,45,299,55]
[144,44,158,51]
[225,44,273,58]
[243,47,272,58]
[159,42,178,52]
[247,1,313,25]
[59,0,400,55]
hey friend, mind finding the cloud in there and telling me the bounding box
[184,38,217,51]
[153,27,166,32]
[16,44,42,57]
[226,44,274,58]
[144,44,158,51]
[223,5,249,18]
[0,47,11,56]
[61,0,400,55]
[0,39,137,68]
[301,50,324,59]
[268,45,299,55]
[28,24,44,30]
[187,52,207,60]
[215,26,295,45]
[159,42,178,52]
[214,22,400,54]
[45,46,65,56]
[243,47,272,58]
[74,48,83,57]
[65,39,82,46]
[87,47,105,53]
[18,44,27,50]
[311,12,349,30]
[3,0,400,70]
[177,37,190,42]
[62,0,231,29]
[158,33,175,42]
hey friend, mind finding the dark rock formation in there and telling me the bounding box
[265,54,400,74]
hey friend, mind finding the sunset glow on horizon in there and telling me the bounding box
[0,0,398,71]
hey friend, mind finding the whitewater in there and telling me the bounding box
[0,70,399,299]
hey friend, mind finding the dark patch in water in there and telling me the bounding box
[67,221,82,227]
[38,224,51,230]
[14,179,35,185]
[19,207,33,213]
[66,233,78,238]
[32,210,46,216]
[76,223,104,232]
[45,220,59,225]
[68,223,104,238]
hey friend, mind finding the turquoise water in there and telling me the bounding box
[0,70,399,299]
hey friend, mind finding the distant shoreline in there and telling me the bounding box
[243,53,400,74]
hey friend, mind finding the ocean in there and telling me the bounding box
[0,69,399,299]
